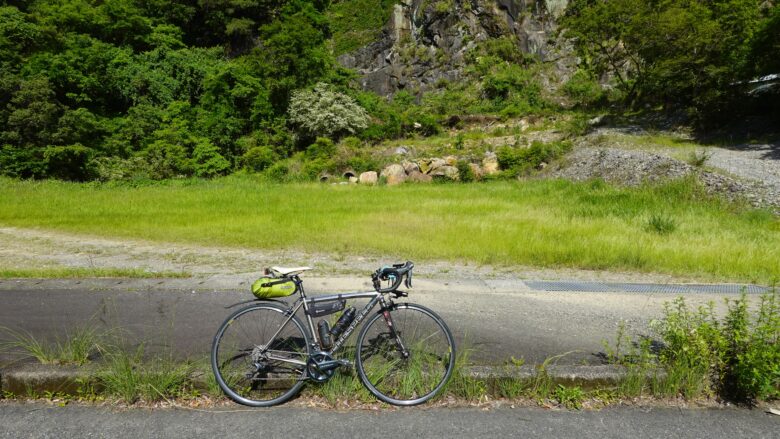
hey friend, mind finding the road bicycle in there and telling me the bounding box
[210,261,456,407]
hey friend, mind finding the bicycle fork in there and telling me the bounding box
[381,301,410,359]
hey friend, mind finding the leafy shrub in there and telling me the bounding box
[456,160,476,182]
[562,70,604,107]
[288,83,370,141]
[192,139,230,178]
[652,298,724,397]
[91,156,150,181]
[43,144,93,181]
[241,146,277,172]
[722,292,780,401]
[497,141,572,176]
[143,141,192,179]
[265,160,291,182]
[482,64,536,101]
[605,290,780,401]
[305,137,336,160]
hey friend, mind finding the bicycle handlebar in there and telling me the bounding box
[372,261,414,293]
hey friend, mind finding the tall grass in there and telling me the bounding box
[97,346,194,404]
[1,176,779,282]
[0,326,105,366]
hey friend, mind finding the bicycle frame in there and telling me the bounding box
[258,275,393,363]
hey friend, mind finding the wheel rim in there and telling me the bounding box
[212,305,308,406]
[357,305,455,405]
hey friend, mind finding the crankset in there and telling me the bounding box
[306,352,351,382]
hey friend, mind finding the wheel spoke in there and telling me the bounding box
[211,304,309,407]
[356,304,455,406]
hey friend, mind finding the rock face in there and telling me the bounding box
[337,0,570,96]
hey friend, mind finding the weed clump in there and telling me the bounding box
[603,289,780,402]
[0,326,105,366]
[644,213,677,235]
[497,140,571,176]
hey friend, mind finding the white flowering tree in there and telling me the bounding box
[287,83,370,140]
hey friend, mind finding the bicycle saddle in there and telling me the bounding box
[269,266,313,276]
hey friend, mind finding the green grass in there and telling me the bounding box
[97,346,194,404]
[1,176,779,283]
[0,267,190,279]
[0,326,105,366]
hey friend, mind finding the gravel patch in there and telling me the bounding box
[550,147,780,212]
[0,227,717,285]
[704,143,780,196]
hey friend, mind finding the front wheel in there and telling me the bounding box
[211,303,310,407]
[355,303,455,406]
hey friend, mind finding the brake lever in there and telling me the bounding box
[404,271,413,288]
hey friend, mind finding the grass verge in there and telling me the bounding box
[1,176,779,283]
[0,267,190,279]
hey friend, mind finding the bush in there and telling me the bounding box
[606,290,780,401]
[143,141,193,179]
[497,141,572,176]
[264,160,291,182]
[192,139,230,178]
[241,146,277,172]
[91,156,150,181]
[305,137,336,160]
[562,70,604,107]
[43,144,93,181]
[288,83,370,141]
[722,292,780,401]
[456,160,476,182]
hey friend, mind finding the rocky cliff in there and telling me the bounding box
[337,0,570,96]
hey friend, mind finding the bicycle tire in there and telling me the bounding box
[211,303,310,407]
[355,303,455,406]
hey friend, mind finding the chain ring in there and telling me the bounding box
[306,352,335,382]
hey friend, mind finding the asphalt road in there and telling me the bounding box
[0,278,757,366]
[0,402,777,438]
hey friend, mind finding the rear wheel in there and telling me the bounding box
[355,303,455,406]
[211,303,310,407]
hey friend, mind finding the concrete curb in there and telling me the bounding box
[0,363,661,397]
[0,363,99,396]
[465,365,665,389]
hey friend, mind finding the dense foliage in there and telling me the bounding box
[560,0,780,121]
[0,0,344,180]
[3,1,777,181]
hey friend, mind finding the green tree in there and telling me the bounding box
[288,83,370,141]
[560,0,766,119]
